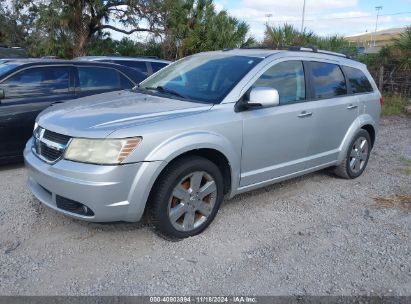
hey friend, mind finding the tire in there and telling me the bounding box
[149,156,224,240]
[334,129,371,179]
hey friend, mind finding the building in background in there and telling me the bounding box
[345,27,406,54]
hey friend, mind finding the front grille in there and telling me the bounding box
[56,195,94,216]
[43,130,70,145]
[33,128,71,163]
[39,142,62,161]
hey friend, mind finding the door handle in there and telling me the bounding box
[298,111,313,118]
[347,104,358,110]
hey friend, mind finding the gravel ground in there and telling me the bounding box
[0,116,410,296]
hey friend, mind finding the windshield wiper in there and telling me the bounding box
[144,86,188,99]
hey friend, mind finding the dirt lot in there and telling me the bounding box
[0,116,410,296]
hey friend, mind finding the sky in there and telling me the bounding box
[109,0,411,41]
[213,0,411,40]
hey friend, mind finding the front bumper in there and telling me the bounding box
[24,139,165,222]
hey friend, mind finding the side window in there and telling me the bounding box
[253,60,305,105]
[77,67,122,91]
[343,66,373,93]
[308,62,347,99]
[151,62,168,73]
[0,66,70,99]
[114,61,148,76]
[119,73,135,89]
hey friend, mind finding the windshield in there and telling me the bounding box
[0,62,18,78]
[139,55,262,103]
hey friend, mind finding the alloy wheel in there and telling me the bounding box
[167,171,217,232]
[349,136,369,174]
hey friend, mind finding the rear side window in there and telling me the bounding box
[343,66,373,93]
[151,62,168,73]
[308,62,347,99]
[113,60,148,76]
[0,66,70,99]
[77,67,124,91]
[253,60,305,105]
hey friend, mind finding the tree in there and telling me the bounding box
[4,0,166,57]
[263,24,315,49]
[162,0,255,59]
[0,0,35,48]
[39,0,166,57]
[394,26,411,70]
[1,0,253,59]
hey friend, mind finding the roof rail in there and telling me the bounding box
[288,45,350,59]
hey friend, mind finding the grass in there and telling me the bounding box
[374,194,411,211]
[381,95,410,116]
[399,155,411,175]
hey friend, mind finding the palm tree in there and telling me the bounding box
[263,23,314,49]
[394,26,411,70]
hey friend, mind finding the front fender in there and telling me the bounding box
[146,130,241,193]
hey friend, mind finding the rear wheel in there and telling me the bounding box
[334,129,371,179]
[150,156,224,239]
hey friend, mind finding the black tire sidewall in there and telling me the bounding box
[345,130,371,179]
[151,156,224,239]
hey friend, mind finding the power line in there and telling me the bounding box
[309,11,410,22]
[264,11,411,23]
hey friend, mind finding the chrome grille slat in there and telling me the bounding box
[33,127,71,163]
[43,130,70,145]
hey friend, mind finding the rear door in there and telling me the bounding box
[342,65,378,119]
[303,61,359,168]
[0,65,74,158]
[74,66,135,98]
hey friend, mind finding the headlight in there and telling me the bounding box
[33,122,38,132]
[64,137,142,164]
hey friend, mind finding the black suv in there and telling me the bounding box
[0,59,144,162]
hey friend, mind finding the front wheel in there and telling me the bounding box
[149,156,224,239]
[334,129,371,179]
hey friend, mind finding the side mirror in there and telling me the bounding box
[0,89,4,100]
[248,87,279,108]
[236,87,279,112]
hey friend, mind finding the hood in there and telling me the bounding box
[38,90,213,138]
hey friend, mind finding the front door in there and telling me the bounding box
[240,60,314,187]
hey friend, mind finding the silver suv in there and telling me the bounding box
[24,48,381,239]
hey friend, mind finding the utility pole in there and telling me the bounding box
[301,0,306,32]
[265,13,273,27]
[374,6,383,47]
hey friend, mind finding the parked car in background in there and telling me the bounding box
[25,48,380,239]
[75,56,171,78]
[0,59,144,162]
[0,45,28,58]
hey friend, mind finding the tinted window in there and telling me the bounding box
[77,67,123,91]
[0,66,69,98]
[0,63,18,77]
[119,73,134,89]
[140,55,262,103]
[308,62,347,99]
[344,66,373,93]
[253,60,305,104]
[113,60,148,76]
[151,62,168,73]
